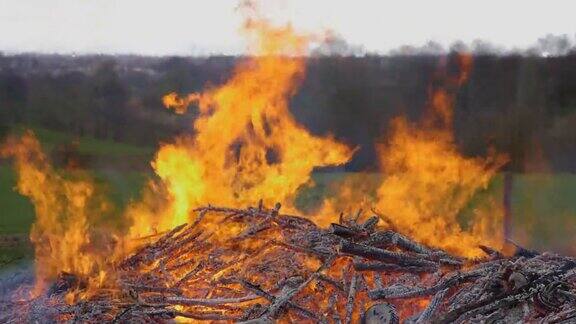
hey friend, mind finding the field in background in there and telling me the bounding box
[305,172,576,254]
[0,126,152,265]
[1,126,576,266]
[512,174,576,253]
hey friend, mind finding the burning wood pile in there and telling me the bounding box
[1,3,575,323]
[3,203,575,323]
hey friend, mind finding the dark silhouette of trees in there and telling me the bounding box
[90,61,129,141]
[1,53,576,171]
[0,70,28,122]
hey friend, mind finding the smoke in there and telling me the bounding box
[311,31,366,57]
[386,33,576,57]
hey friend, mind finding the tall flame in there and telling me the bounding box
[131,14,352,236]
[373,55,507,257]
[374,117,506,257]
[319,54,507,257]
[0,132,110,292]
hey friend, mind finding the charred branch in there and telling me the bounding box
[6,205,576,324]
[369,269,485,300]
[339,240,438,268]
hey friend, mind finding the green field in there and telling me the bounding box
[511,173,576,253]
[2,168,576,250]
[11,125,154,157]
[1,126,576,266]
[0,126,152,264]
[1,125,153,231]
[0,164,36,234]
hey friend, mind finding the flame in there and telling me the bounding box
[372,54,506,257]
[374,116,506,257]
[136,15,352,235]
[162,92,200,115]
[2,3,510,313]
[0,132,110,292]
[316,54,507,257]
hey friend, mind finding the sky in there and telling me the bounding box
[0,0,574,55]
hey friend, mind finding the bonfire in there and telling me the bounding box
[1,1,575,323]
[2,204,576,323]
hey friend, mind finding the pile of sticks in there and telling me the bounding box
[3,204,576,323]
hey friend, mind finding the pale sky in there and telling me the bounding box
[0,0,574,55]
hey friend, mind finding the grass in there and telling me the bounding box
[1,124,576,266]
[0,160,36,265]
[299,172,576,253]
[0,164,35,234]
[11,124,155,157]
[1,125,153,234]
[511,173,576,253]
[2,168,576,241]
[0,165,147,266]
[0,245,33,267]
[0,166,148,234]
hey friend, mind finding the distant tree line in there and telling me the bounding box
[1,53,576,172]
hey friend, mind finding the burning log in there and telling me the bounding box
[329,223,359,238]
[237,277,320,322]
[436,260,576,323]
[413,288,448,323]
[3,204,576,323]
[368,269,486,300]
[339,240,439,268]
[344,273,359,324]
[353,260,438,273]
[363,230,432,254]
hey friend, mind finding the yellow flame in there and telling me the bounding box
[374,116,506,257]
[2,3,510,301]
[372,55,507,257]
[132,16,352,236]
[317,54,507,257]
[0,132,110,292]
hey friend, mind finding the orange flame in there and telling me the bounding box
[132,14,352,236]
[0,132,111,293]
[318,54,507,257]
[374,116,506,257]
[2,2,509,304]
[372,54,507,257]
